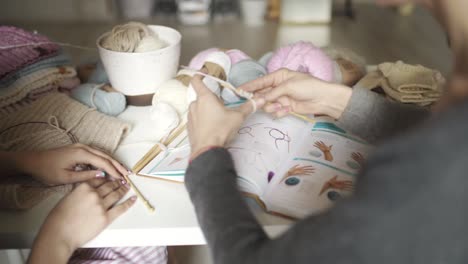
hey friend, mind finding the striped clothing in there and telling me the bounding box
[70,246,168,264]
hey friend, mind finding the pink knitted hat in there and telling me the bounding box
[0,26,59,79]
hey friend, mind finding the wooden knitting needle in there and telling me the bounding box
[122,173,155,213]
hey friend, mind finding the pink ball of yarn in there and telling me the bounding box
[188,48,220,70]
[267,41,334,82]
[226,49,251,65]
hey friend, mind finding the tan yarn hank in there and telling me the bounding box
[100,22,151,53]
[0,93,131,209]
[356,61,445,106]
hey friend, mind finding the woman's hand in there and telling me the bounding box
[187,76,265,158]
[239,69,353,119]
[28,179,136,264]
[16,144,129,185]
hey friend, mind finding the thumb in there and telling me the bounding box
[191,75,212,97]
[69,170,106,183]
[235,98,265,117]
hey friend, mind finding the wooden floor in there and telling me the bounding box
[0,3,454,264]
[3,4,452,75]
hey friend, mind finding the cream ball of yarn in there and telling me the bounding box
[186,77,221,105]
[152,79,189,116]
[150,102,180,130]
[135,35,167,53]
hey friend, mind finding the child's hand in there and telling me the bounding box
[239,69,352,119]
[17,144,129,185]
[187,75,265,158]
[28,179,136,263]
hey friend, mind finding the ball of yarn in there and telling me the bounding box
[225,49,250,65]
[258,51,273,67]
[100,22,151,52]
[322,46,366,74]
[152,79,189,116]
[71,83,126,116]
[221,88,241,103]
[186,77,221,105]
[267,41,334,82]
[205,51,232,77]
[88,60,109,84]
[188,48,220,70]
[228,59,267,87]
[135,35,167,53]
[150,102,180,130]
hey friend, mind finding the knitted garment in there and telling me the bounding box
[0,66,76,109]
[0,52,71,88]
[0,93,130,209]
[0,26,59,79]
[356,61,445,106]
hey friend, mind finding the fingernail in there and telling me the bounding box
[121,179,127,185]
[130,195,137,201]
[255,98,265,107]
[274,103,282,111]
[96,171,106,178]
[283,106,291,113]
[127,169,133,175]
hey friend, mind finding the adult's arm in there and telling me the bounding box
[186,99,467,263]
[337,87,429,144]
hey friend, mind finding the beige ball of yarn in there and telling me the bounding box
[101,21,151,52]
[135,35,167,53]
[152,79,189,116]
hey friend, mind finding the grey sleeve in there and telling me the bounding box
[186,99,468,264]
[337,87,429,144]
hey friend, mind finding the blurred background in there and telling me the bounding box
[0,0,452,74]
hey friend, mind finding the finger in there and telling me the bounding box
[77,144,129,177]
[274,108,290,119]
[96,181,122,198]
[107,196,137,222]
[191,75,212,97]
[263,82,294,102]
[264,102,282,113]
[102,184,130,209]
[68,170,110,183]
[234,99,261,118]
[77,149,124,180]
[239,69,290,92]
[87,178,108,188]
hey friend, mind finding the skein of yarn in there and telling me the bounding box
[100,22,153,53]
[267,41,334,82]
[152,78,189,116]
[228,59,267,87]
[188,47,220,70]
[150,102,180,130]
[71,83,127,116]
[134,35,167,53]
[225,49,250,65]
[258,51,273,67]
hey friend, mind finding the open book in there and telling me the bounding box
[138,112,372,219]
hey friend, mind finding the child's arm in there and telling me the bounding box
[28,179,136,264]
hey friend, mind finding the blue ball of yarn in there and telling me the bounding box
[71,83,126,116]
[228,59,267,87]
[88,60,109,84]
[258,52,273,68]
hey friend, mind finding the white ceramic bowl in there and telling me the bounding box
[97,25,182,96]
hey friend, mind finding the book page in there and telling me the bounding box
[263,117,372,219]
[227,112,308,195]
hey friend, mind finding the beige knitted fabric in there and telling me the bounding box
[0,93,131,209]
[0,66,76,108]
[356,61,445,106]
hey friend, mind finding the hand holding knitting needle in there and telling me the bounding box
[12,144,129,185]
[187,75,265,159]
[239,69,353,120]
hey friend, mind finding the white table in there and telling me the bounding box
[0,106,293,249]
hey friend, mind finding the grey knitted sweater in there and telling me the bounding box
[185,87,468,264]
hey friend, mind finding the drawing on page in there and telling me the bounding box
[313,141,334,162]
[237,123,264,138]
[280,164,315,186]
[265,127,291,152]
[319,176,354,201]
